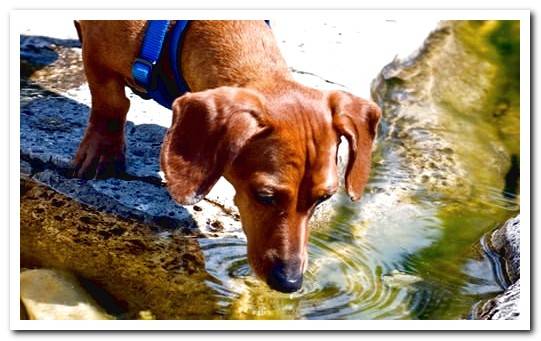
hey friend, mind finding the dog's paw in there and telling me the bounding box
[73,129,126,179]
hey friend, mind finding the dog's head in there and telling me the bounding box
[161,85,380,293]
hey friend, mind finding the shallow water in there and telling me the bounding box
[198,177,518,320]
[196,21,520,320]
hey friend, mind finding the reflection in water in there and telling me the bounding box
[197,20,520,320]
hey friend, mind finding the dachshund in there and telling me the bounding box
[73,20,381,293]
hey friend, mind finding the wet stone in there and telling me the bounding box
[469,216,520,320]
[371,22,514,197]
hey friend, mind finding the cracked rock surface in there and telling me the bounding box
[20,32,245,239]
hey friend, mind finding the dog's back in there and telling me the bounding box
[181,21,289,91]
[75,20,288,92]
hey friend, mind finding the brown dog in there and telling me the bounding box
[74,20,381,293]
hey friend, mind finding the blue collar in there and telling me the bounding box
[132,20,191,109]
[132,20,270,110]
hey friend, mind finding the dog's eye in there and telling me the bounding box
[315,194,332,206]
[255,192,276,206]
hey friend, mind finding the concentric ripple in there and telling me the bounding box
[197,165,517,320]
[198,202,436,320]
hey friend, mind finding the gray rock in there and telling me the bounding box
[470,215,520,320]
[472,280,520,320]
[490,215,520,283]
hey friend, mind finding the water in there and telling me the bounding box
[194,21,520,320]
[197,170,518,320]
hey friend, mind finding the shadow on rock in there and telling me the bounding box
[20,83,201,231]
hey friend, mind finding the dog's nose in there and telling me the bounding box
[266,262,303,293]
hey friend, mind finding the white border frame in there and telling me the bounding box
[10,9,531,330]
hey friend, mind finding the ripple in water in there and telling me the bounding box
[198,213,426,320]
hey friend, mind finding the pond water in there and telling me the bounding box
[196,21,520,320]
[199,172,518,320]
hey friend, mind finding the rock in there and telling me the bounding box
[490,215,520,283]
[470,215,520,320]
[371,21,517,199]
[471,280,520,320]
[20,178,220,319]
[20,269,112,320]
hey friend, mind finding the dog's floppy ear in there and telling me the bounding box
[328,91,381,201]
[161,87,266,205]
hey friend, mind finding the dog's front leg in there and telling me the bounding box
[73,62,130,179]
